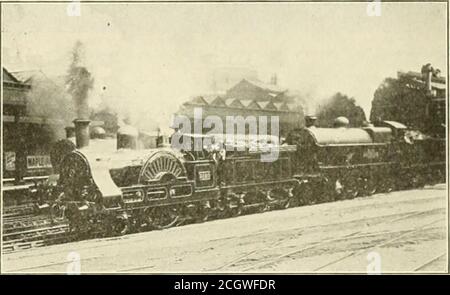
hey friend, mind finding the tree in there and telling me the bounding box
[370,76,429,130]
[315,93,366,127]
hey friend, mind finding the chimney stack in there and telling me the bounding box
[73,119,90,149]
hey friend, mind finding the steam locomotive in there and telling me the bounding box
[43,116,445,238]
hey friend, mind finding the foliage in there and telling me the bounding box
[370,76,428,130]
[315,93,366,127]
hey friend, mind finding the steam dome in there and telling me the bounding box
[334,116,350,128]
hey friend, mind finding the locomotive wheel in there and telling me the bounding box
[195,203,211,223]
[230,205,243,217]
[214,199,228,219]
[382,179,395,193]
[226,193,244,217]
[345,182,359,199]
[109,217,130,236]
[282,197,292,209]
[148,206,179,230]
[333,179,345,200]
[195,212,210,223]
[364,179,377,196]
[279,188,295,209]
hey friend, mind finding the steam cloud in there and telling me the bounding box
[66,41,94,120]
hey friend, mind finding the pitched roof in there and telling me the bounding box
[259,101,277,110]
[10,69,45,84]
[3,68,20,83]
[247,100,262,110]
[274,102,284,111]
[228,98,245,108]
[240,99,254,108]
[242,79,287,93]
[209,96,227,107]
[189,96,209,106]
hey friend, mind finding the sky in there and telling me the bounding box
[2,2,447,131]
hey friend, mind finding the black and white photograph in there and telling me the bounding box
[0,1,448,275]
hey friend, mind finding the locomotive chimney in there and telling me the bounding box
[73,119,90,149]
[305,115,317,128]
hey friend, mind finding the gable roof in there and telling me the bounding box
[228,98,245,108]
[259,101,277,110]
[3,68,20,83]
[242,79,286,94]
[189,96,209,106]
[10,69,45,84]
[209,96,227,107]
[240,99,254,108]
[247,100,262,110]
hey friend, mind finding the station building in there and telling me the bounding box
[3,68,66,188]
[175,78,305,139]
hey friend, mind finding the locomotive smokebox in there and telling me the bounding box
[117,125,139,150]
[73,119,91,149]
[305,116,317,128]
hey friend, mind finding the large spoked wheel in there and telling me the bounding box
[147,206,179,230]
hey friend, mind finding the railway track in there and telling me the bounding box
[3,203,38,219]
[1,185,445,255]
[3,187,445,273]
[3,205,70,253]
[207,208,445,272]
[413,252,447,271]
[2,224,70,253]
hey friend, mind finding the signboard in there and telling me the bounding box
[26,155,52,169]
[4,152,16,171]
